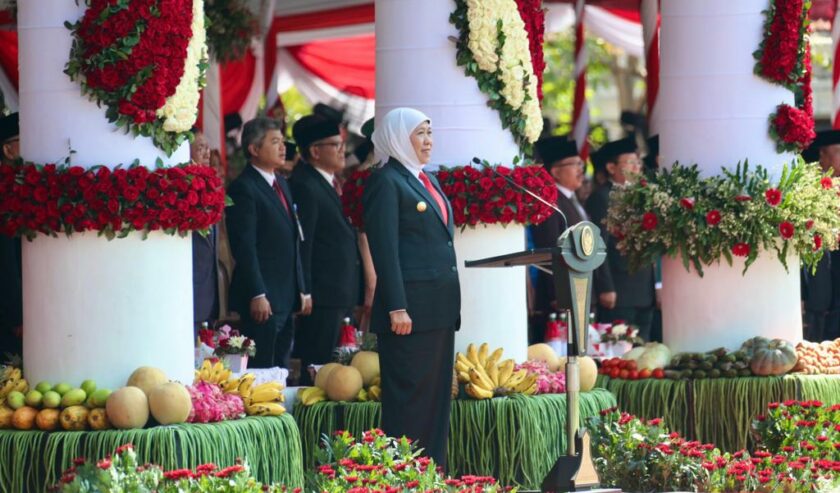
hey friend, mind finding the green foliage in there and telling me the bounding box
[205,0,258,64]
[280,87,314,139]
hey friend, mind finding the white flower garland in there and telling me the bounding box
[158,0,207,133]
[464,0,542,143]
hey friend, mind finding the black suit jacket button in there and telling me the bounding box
[447,241,453,247]
[451,266,457,272]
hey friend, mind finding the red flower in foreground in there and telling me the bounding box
[821,176,833,189]
[679,197,695,210]
[215,465,246,478]
[814,234,823,251]
[732,242,751,257]
[641,212,658,231]
[705,210,721,226]
[779,221,795,239]
[163,469,193,481]
[765,188,782,206]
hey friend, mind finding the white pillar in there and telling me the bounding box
[18,2,194,389]
[375,0,527,361]
[658,0,801,353]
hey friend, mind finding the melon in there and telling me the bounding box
[324,366,363,402]
[148,382,192,425]
[106,386,149,429]
[579,356,598,392]
[350,351,380,386]
[528,343,561,371]
[126,367,169,397]
[314,363,342,390]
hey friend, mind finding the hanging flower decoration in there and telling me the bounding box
[450,0,544,152]
[64,0,208,156]
[754,0,814,153]
[342,161,557,230]
[0,162,225,240]
[205,0,258,63]
[606,162,840,276]
[514,0,546,102]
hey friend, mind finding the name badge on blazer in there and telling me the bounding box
[417,201,427,212]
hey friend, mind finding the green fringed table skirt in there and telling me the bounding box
[0,414,304,493]
[292,389,616,490]
[595,373,840,452]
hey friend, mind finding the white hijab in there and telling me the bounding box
[371,107,431,172]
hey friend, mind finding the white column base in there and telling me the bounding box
[454,224,528,362]
[661,253,802,354]
[22,232,195,390]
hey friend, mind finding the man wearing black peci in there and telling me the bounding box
[529,135,586,344]
[290,115,361,385]
[226,117,311,368]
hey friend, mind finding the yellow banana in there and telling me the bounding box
[238,373,256,400]
[497,359,515,386]
[13,379,27,393]
[486,347,504,368]
[250,383,285,403]
[504,369,527,389]
[246,402,286,416]
[357,388,368,402]
[297,387,326,406]
[223,377,241,394]
[368,385,381,401]
[465,383,494,400]
[468,368,494,392]
[477,343,489,366]
[454,357,471,375]
[466,344,481,367]
[370,376,381,387]
[457,370,470,384]
[513,373,537,393]
[486,362,500,388]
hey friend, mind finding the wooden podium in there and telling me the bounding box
[465,221,608,492]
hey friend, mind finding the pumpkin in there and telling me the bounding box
[750,339,797,376]
[740,336,771,358]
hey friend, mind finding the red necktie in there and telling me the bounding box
[419,172,448,225]
[333,177,343,197]
[272,179,290,215]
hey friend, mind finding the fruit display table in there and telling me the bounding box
[595,374,840,452]
[293,389,616,490]
[0,415,304,492]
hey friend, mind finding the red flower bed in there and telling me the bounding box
[514,0,546,101]
[342,164,557,230]
[0,163,224,238]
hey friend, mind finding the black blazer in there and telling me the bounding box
[0,234,21,331]
[586,182,655,308]
[290,161,361,308]
[363,159,461,334]
[802,251,840,312]
[226,165,305,318]
[530,192,585,313]
[192,226,218,323]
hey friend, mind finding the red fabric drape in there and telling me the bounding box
[0,30,19,89]
[286,35,375,98]
[221,50,257,113]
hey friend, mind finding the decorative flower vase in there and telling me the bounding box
[224,354,248,373]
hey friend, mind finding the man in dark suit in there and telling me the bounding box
[190,130,219,330]
[529,135,587,343]
[290,115,361,385]
[364,109,460,468]
[226,117,310,368]
[586,137,656,340]
[0,113,22,362]
[800,130,840,341]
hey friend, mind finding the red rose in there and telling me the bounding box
[805,219,814,230]
[779,221,794,239]
[734,194,752,202]
[641,212,658,231]
[705,210,721,226]
[732,242,751,257]
[821,176,833,189]
[765,188,782,206]
[814,234,823,251]
[679,198,694,210]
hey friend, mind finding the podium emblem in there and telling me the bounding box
[581,225,594,257]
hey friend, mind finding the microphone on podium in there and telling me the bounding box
[471,157,566,226]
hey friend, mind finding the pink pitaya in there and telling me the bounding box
[516,361,566,394]
[186,381,245,423]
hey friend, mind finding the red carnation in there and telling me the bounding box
[764,188,782,206]
[732,242,751,257]
[705,210,721,226]
[679,197,694,210]
[779,221,795,239]
[641,212,658,231]
[813,234,823,251]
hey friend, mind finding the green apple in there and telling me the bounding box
[42,390,61,409]
[34,381,52,394]
[24,390,43,408]
[5,391,25,409]
[60,388,87,408]
[53,383,72,396]
[88,388,112,408]
[80,379,96,396]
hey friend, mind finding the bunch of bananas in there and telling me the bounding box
[194,360,233,385]
[0,366,27,401]
[239,375,286,416]
[455,343,537,399]
[297,386,327,406]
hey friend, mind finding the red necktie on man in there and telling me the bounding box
[272,179,291,215]
[333,177,343,197]
[419,171,448,225]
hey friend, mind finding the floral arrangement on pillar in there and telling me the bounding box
[449,0,545,151]
[64,0,208,155]
[204,0,258,63]
[605,162,840,275]
[341,161,557,230]
[754,0,814,153]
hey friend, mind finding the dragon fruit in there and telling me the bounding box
[186,381,245,423]
[516,360,566,394]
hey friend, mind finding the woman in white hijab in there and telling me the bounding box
[363,108,461,469]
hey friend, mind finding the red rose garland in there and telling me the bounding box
[0,163,225,239]
[342,165,557,230]
[754,0,814,153]
[514,0,546,101]
[65,0,203,155]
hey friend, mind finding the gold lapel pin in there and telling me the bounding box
[417,201,427,212]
